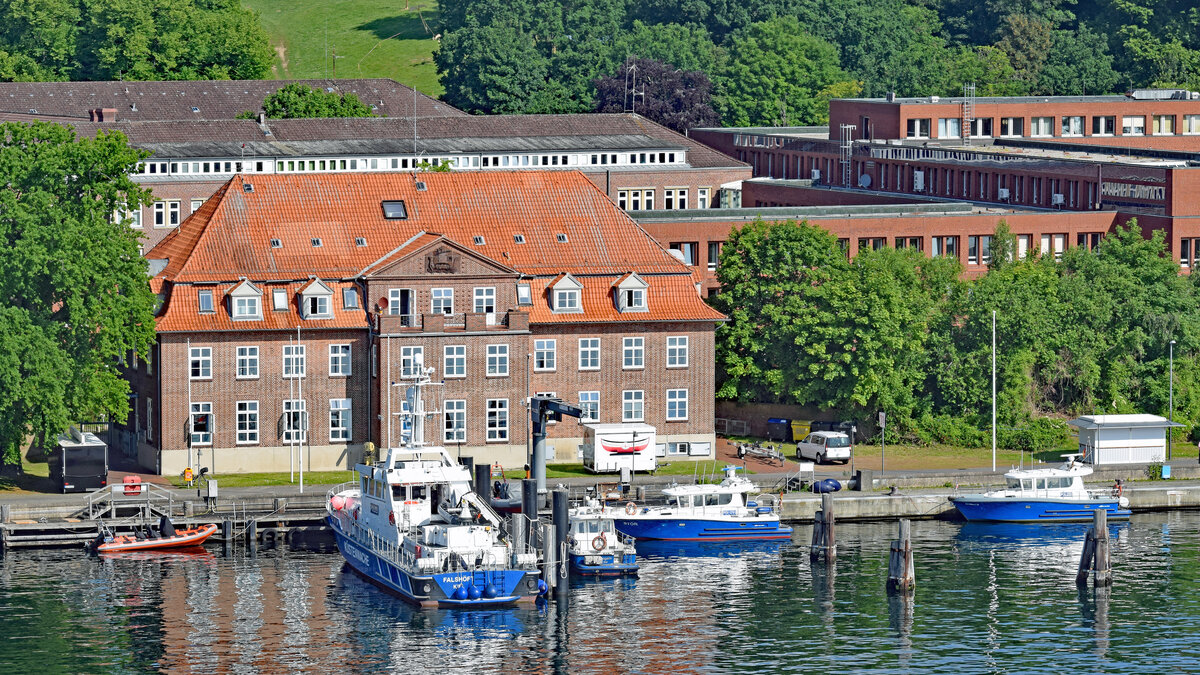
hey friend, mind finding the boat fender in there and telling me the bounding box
[537,579,549,595]
[484,584,498,599]
[453,586,469,601]
[591,533,606,552]
[353,507,359,521]
[468,584,482,600]
[625,501,637,516]
[388,511,395,526]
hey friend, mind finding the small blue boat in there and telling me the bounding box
[950,454,1131,523]
[567,501,638,576]
[614,467,793,541]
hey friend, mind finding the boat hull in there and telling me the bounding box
[569,553,639,576]
[950,496,1131,523]
[613,516,793,541]
[94,523,218,553]
[329,516,537,608]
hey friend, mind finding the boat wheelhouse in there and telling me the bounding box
[950,455,1131,523]
[568,501,638,576]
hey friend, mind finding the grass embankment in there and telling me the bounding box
[164,471,357,489]
[243,0,443,95]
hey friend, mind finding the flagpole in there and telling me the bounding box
[992,309,997,472]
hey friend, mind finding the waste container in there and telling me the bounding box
[791,420,812,441]
[766,418,792,442]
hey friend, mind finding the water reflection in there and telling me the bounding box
[0,514,1199,673]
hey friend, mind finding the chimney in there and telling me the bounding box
[98,107,118,122]
[886,91,896,103]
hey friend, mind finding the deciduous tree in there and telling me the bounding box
[594,58,719,132]
[261,83,376,119]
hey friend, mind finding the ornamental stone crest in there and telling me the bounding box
[426,247,460,274]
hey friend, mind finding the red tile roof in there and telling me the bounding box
[156,280,365,333]
[526,275,723,324]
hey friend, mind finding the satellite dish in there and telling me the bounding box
[858,174,872,188]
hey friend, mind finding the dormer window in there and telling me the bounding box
[228,279,263,320]
[550,274,584,314]
[615,272,649,313]
[198,289,214,313]
[299,278,334,319]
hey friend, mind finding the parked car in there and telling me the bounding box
[796,431,852,464]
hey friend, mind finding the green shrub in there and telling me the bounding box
[1146,462,1164,480]
[913,413,988,447]
[999,418,1071,453]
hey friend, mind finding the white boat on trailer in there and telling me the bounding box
[326,368,542,607]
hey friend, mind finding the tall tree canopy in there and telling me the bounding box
[259,83,376,119]
[594,58,719,132]
[0,0,272,81]
[0,122,157,464]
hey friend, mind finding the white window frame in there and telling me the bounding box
[666,389,688,421]
[1184,114,1200,135]
[622,337,644,370]
[937,118,961,138]
[431,288,454,315]
[282,399,307,443]
[554,289,580,312]
[189,347,212,380]
[579,391,599,421]
[473,287,496,314]
[329,344,352,377]
[578,338,600,371]
[486,344,509,377]
[305,294,331,319]
[329,398,352,442]
[443,345,466,378]
[400,346,424,379]
[622,390,644,422]
[282,344,306,379]
[197,289,214,314]
[444,399,466,443]
[698,188,710,209]
[1030,116,1053,137]
[233,295,260,319]
[666,336,689,368]
[534,339,556,372]
[1121,115,1145,136]
[486,399,509,442]
[1062,115,1085,137]
[190,402,213,445]
[272,288,288,311]
[236,400,258,444]
[235,346,259,379]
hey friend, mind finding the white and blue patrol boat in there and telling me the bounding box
[567,500,638,576]
[326,368,541,607]
[613,467,793,541]
[950,454,1131,523]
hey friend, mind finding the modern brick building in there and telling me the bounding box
[689,91,1200,272]
[123,170,722,475]
[0,79,748,251]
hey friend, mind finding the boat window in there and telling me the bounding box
[1036,478,1046,490]
[601,521,614,533]
[1021,479,1033,490]
[1006,477,1021,489]
[361,477,368,494]
[1049,477,1070,489]
[718,493,733,506]
[705,494,720,506]
[588,521,600,534]
[391,485,405,500]
[575,523,586,535]
[410,485,426,501]
[693,495,704,507]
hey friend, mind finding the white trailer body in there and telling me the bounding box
[582,423,657,473]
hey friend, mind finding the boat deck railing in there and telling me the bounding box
[350,521,527,574]
[80,482,178,521]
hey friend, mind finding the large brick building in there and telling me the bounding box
[123,170,722,475]
[0,79,749,251]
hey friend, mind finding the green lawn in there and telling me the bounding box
[242,0,443,95]
[165,470,358,489]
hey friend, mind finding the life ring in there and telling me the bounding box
[624,501,637,516]
[591,532,606,551]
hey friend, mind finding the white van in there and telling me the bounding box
[796,431,852,464]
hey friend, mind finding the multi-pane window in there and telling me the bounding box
[667,336,689,368]
[236,401,258,444]
[967,235,993,265]
[1153,114,1176,135]
[190,402,212,445]
[400,346,424,378]
[487,344,509,376]
[1121,115,1145,135]
[623,337,644,369]
[931,236,959,258]
[554,289,580,312]
[233,296,260,319]
[708,242,721,270]
[473,287,495,314]
[622,390,644,422]
[1092,116,1116,135]
[664,188,689,210]
[579,338,600,370]
[666,389,688,421]
[1180,238,1199,267]
[236,346,259,379]
[1184,115,1200,134]
[444,345,466,378]
[999,117,1024,136]
[698,188,710,209]
[189,347,211,379]
[283,345,306,378]
[534,339,556,371]
[486,399,509,441]
[1030,117,1053,137]
[579,391,599,421]
[329,344,351,376]
[431,288,453,314]
[1040,233,1066,261]
[329,399,352,442]
[969,118,993,137]
[282,400,306,443]
[444,400,466,443]
[906,118,930,138]
[670,242,698,265]
[198,290,214,313]
[1062,115,1085,136]
[306,295,330,318]
[937,118,961,138]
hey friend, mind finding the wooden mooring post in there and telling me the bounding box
[1076,509,1112,587]
[809,493,836,563]
[887,519,915,594]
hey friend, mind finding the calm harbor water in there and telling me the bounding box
[1,512,1199,674]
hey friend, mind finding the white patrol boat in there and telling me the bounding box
[326,368,541,607]
[568,500,638,576]
[614,466,793,541]
[950,454,1132,523]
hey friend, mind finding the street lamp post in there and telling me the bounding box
[1169,339,1176,460]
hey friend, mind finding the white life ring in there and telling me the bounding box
[591,533,606,552]
[625,501,637,516]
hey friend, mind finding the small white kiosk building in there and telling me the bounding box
[1067,414,1184,465]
